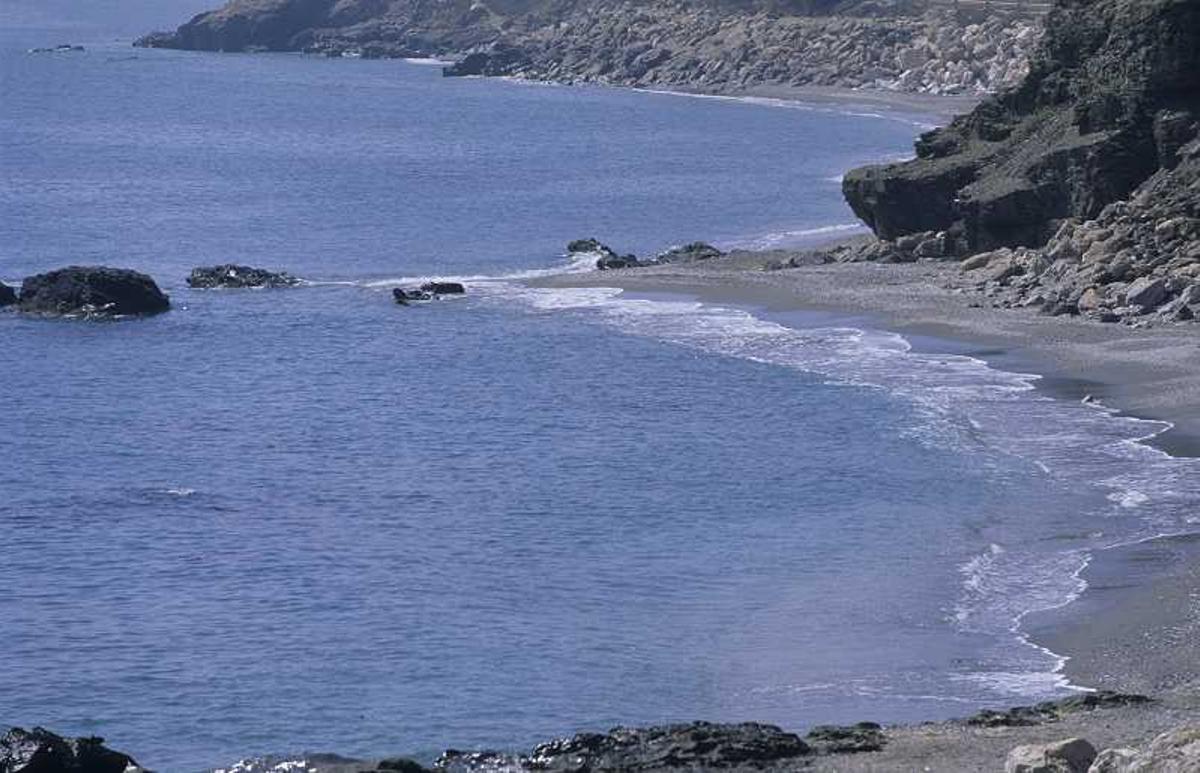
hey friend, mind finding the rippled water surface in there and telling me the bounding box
[4,6,1200,771]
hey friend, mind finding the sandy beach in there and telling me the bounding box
[531,252,1200,768]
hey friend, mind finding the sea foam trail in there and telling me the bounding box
[360,253,1200,701]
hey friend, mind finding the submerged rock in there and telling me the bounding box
[392,288,432,305]
[0,727,145,773]
[187,264,300,289]
[0,282,16,307]
[17,266,170,317]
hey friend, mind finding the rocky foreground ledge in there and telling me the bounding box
[5,693,1198,772]
[134,0,1041,97]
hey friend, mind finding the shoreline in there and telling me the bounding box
[527,255,1200,704]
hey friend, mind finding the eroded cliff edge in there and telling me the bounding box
[841,0,1200,324]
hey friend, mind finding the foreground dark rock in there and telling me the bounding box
[437,722,812,771]
[0,283,16,307]
[0,727,145,773]
[839,0,1200,327]
[187,264,300,289]
[17,267,170,317]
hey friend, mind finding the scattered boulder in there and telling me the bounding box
[1,727,145,773]
[1124,277,1168,310]
[1006,738,1097,773]
[0,282,16,307]
[804,722,886,754]
[17,266,169,317]
[187,264,300,289]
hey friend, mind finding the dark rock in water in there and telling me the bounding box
[392,288,434,305]
[420,281,465,295]
[567,238,617,257]
[654,241,725,264]
[1,727,145,773]
[438,722,810,771]
[566,238,642,270]
[18,266,170,317]
[804,722,886,754]
[966,691,1152,728]
[0,282,16,307]
[372,759,431,772]
[187,264,300,289]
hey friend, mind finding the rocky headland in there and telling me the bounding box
[838,0,1200,326]
[135,0,1043,97]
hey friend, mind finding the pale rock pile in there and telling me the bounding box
[1006,726,1200,772]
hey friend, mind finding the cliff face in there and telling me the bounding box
[843,0,1200,324]
[843,0,1200,251]
[136,0,1042,96]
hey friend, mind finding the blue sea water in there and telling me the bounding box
[3,5,1200,771]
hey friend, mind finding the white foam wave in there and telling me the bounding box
[730,223,864,251]
[403,57,452,66]
[461,277,1200,702]
[630,87,937,129]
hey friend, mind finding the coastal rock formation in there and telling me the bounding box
[17,267,170,317]
[437,722,811,771]
[137,1,1042,97]
[0,283,16,307]
[803,722,885,754]
[967,692,1154,729]
[187,264,300,288]
[0,727,145,773]
[655,242,725,265]
[420,281,465,295]
[568,238,643,270]
[393,283,464,304]
[841,0,1200,326]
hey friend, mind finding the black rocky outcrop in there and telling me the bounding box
[420,281,465,295]
[187,264,300,288]
[0,283,16,307]
[17,267,170,317]
[437,722,812,771]
[1,727,145,773]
